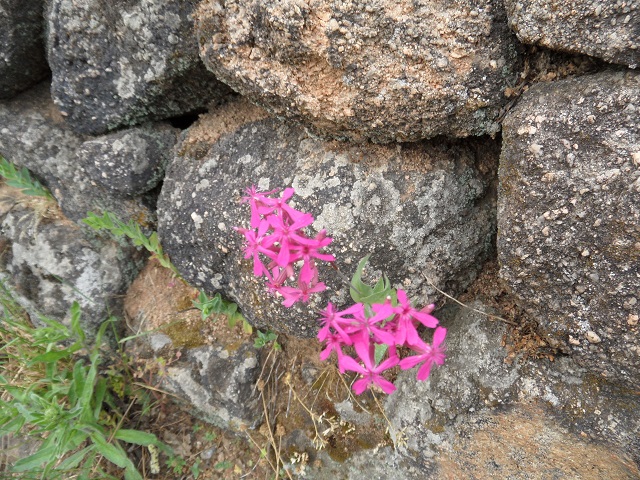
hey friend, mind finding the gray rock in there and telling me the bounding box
[0,0,49,99]
[162,342,262,430]
[196,0,521,142]
[46,0,231,135]
[385,303,520,460]
[505,0,639,68]
[498,70,640,388]
[158,107,498,337]
[383,302,640,473]
[0,185,144,334]
[289,446,430,479]
[517,356,640,466]
[0,83,156,226]
[77,123,178,196]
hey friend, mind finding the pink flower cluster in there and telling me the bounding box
[237,186,446,396]
[235,186,335,307]
[318,290,446,395]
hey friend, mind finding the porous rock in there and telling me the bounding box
[0,185,143,334]
[0,83,156,226]
[384,302,640,474]
[385,303,520,460]
[505,0,639,68]
[196,0,521,143]
[46,0,231,135]
[498,70,640,388]
[162,343,262,430]
[77,123,178,196]
[158,98,498,337]
[0,0,49,99]
[124,260,262,431]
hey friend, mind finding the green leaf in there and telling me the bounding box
[374,343,388,365]
[70,301,85,343]
[242,318,252,334]
[90,432,130,469]
[124,466,144,480]
[215,461,233,470]
[57,445,95,470]
[93,377,107,419]
[71,359,86,403]
[114,429,159,447]
[350,255,374,302]
[349,255,394,305]
[30,349,72,363]
[11,445,57,472]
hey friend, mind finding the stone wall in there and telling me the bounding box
[1,0,638,477]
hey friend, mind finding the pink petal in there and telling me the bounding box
[416,360,434,381]
[398,355,424,370]
[352,378,370,395]
[338,355,366,374]
[433,326,447,347]
[375,377,396,394]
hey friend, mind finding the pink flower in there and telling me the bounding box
[392,290,438,346]
[319,332,348,372]
[399,327,447,381]
[242,185,277,228]
[317,302,363,345]
[278,279,326,307]
[340,340,399,395]
[236,224,276,277]
[267,213,315,267]
[345,307,396,347]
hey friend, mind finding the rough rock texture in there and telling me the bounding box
[0,185,143,334]
[77,123,178,196]
[196,0,521,143]
[158,100,498,337]
[384,303,640,474]
[505,0,640,68]
[124,261,262,431]
[385,303,520,460]
[46,0,231,135]
[0,0,49,99]
[498,70,640,388]
[162,343,262,430]
[0,83,156,226]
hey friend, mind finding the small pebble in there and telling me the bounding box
[628,314,639,326]
[585,331,601,344]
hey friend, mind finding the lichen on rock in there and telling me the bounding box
[196,0,522,143]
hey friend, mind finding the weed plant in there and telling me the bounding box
[0,282,168,479]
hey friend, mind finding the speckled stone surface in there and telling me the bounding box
[77,123,178,196]
[382,303,640,476]
[158,100,498,337]
[0,0,49,99]
[505,0,639,68]
[46,0,231,135]
[0,186,144,334]
[498,70,640,388]
[196,0,521,143]
[0,83,158,227]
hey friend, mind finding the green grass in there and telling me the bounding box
[0,282,169,479]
